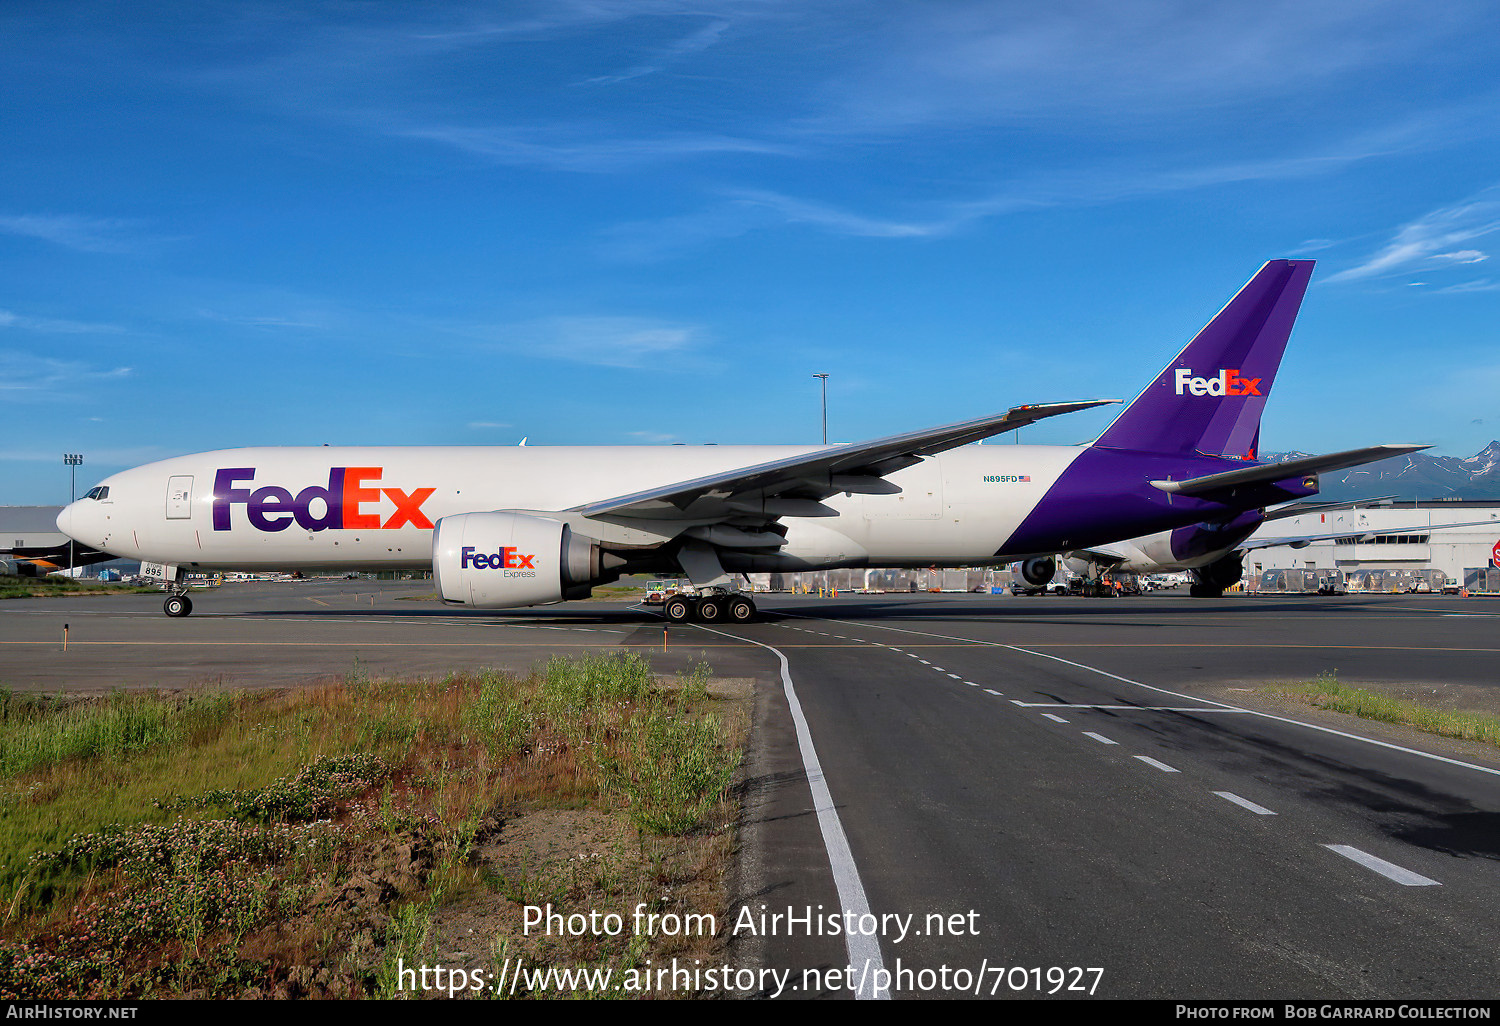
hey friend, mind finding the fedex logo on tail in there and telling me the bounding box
[212,468,436,532]
[1173,368,1262,397]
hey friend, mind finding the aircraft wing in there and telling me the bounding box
[1150,444,1430,498]
[573,400,1115,520]
[1241,514,1500,552]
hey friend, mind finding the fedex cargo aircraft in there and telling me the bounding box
[56,260,1426,622]
[1058,501,1499,597]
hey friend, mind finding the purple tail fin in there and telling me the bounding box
[1094,260,1314,458]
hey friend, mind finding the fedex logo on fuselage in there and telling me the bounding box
[212,467,436,532]
[1173,368,1262,397]
[460,546,537,570]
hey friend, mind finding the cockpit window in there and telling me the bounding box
[83,486,110,500]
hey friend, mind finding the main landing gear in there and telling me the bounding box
[662,591,757,624]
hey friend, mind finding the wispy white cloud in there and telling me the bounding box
[195,308,332,330]
[466,421,513,429]
[627,430,677,442]
[576,18,731,86]
[726,189,958,238]
[0,351,133,401]
[1434,278,1500,294]
[1325,186,1500,282]
[604,140,1397,257]
[0,213,156,254]
[811,1,1474,133]
[389,123,795,172]
[0,309,126,334]
[460,316,706,368]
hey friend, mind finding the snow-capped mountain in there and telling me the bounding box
[1265,442,1500,501]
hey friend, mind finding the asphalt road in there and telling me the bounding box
[702,593,1500,1000]
[4,583,1498,1000]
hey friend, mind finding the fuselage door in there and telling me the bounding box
[166,476,193,520]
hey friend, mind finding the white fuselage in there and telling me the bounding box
[58,444,1088,572]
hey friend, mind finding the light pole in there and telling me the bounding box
[64,453,84,577]
[812,372,829,445]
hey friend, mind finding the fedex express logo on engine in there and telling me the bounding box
[213,467,435,532]
[461,546,537,572]
[1173,368,1262,397]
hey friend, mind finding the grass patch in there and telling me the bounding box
[0,689,234,778]
[1257,672,1500,747]
[0,653,746,999]
[0,575,157,600]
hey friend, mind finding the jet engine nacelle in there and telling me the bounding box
[432,512,614,608]
[1020,556,1057,587]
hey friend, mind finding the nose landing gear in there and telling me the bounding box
[163,593,194,617]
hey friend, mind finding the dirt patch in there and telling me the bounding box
[429,809,638,969]
[423,807,736,997]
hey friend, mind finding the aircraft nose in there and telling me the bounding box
[56,503,76,538]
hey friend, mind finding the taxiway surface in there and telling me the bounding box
[4,584,1498,999]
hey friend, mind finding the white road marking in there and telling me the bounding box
[1324,845,1440,887]
[1041,713,1069,723]
[690,622,889,998]
[1083,731,1118,745]
[984,689,1002,696]
[1013,703,1252,713]
[1214,791,1276,816]
[1134,756,1179,772]
[948,673,963,679]
[783,613,1500,780]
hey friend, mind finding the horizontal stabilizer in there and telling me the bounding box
[1150,444,1431,497]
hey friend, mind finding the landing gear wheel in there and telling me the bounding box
[694,596,725,623]
[664,596,693,623]
[164,594,193,618]
[727,596,756,623]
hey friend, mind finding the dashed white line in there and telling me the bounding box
[1011,703,1251,713]
[1323,845,1440,887]
[1214,791,1276,816]
[1041,713,1070,724]
[781,612,1500,781]
[1083,731,1118,746]
[1133,756,1180,773]
[984,689,1002,696]
[947,673,963,679]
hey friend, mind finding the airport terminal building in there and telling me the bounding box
[1245,501,1500,592]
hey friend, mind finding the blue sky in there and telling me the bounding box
[4,0,1500,504]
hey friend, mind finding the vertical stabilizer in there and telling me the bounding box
[1093,260,1314,458]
